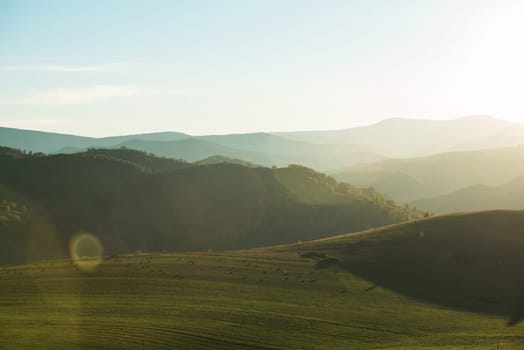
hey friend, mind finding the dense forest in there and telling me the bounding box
[0,147,422,264]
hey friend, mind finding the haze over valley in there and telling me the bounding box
[3,0,524,348]
[4,115,524,216]
[3,115,524,348]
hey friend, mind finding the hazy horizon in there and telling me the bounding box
[1,114,522,138]
[2,1,524,136]
[4,2,524,348]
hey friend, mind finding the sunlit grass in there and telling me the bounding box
[1,252,523,349]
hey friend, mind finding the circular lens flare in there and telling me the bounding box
[69,233,103,271]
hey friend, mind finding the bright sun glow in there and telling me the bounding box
[1,1,524,136]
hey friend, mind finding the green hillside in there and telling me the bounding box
[0,147,419,265]
[271,210,524,326]
[1,211,524,349]
[82,148,190,172]
[332,146,524,202]
[414,175,524,213]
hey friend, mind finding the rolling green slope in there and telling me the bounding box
[1,211,524,349]
[332,146,524,202]
[271,210,524,326]
[413,175,524,213]
[81,148,190,172]
[0,147,418,264]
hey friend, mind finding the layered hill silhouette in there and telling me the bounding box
[0,127,189,153]
[414,175,524,213]
[0,127,383,171]
[267,210,524,325]
[277,115,524,157]
[116,138,276,165]
[195,155,256,167]
[332,146,524,202]
[0,147,419,264]
[5,116,524,172]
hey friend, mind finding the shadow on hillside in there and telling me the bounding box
[308,211,524,326]
[340,260,524,326]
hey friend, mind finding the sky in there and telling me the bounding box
[1,0,524,136]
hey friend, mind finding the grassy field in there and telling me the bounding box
[1,246,524,349]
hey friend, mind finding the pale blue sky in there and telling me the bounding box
[1,0,523,136]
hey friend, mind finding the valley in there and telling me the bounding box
[2,210,524,349]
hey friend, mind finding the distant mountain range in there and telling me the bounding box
[3,115,524,171]
[332,146,524,203]
[0,127,382,171]
[413,175,524,214]
[278,115,524,157]
[4,116,524,215]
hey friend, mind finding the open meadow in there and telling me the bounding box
[1,245,523,349]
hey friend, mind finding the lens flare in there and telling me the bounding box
[69,232,103,271]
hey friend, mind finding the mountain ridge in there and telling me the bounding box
[413,175,524,213]
[332,145,524,202]
[4,115,524,171]
[0,146,420,264]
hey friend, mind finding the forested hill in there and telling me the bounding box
[0,147,421,264]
